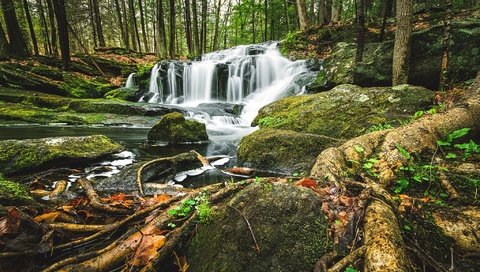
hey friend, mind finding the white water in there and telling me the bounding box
[125,73,136,88]
[140,42,314,155]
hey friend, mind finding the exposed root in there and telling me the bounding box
[47,222,106,233]
[326,245,365,272]
[78,178,132,214]
[49,180,68,199]
[437,171,460,200]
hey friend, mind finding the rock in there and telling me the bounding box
[104,87,141,102]
[0,135,123,175]
[61,73,114,98]
[253,84,434,139]
[0,175,34,205]
[319,20,480,90]
[237,128,342,175]
[186,182,332,272]
[147,112,208,144]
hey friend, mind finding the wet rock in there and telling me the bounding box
[186,182,332,272]
[0,135,123,175]
[237,128,342,175]
[147,112,209,144]
[253,84,434,139]
[104,87,141,102]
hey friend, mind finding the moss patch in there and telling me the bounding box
[147,112,209,143]
[0,174,34,205]
[62,73,113,98]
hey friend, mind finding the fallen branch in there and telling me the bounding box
[78,178,132,214]
[437,171,460,200]
[48,222,106,233]
[227,205,260,253]
[327,245,365,272]
[49,180,68,199]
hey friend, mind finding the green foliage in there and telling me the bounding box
[454,140,480,160]
[437,128,470,147]
[167,193,213,224]
[367,122,393,132]
[345,267,358,272]
[362,158,379,177]
[437,128,479,160]
[0,174,33,204]
[353,144,364,153]
[396,144,412,161]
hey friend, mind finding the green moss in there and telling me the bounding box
[104,87,139,102]
[67,100,145,115]
[0,174,34,205]
[0,135,123,175]
[147,112,209,143]
[62,74,113,98]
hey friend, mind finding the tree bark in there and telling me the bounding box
[331,0,342,23]
[51,0,70,70]
[379,0,392,42]
[212,0,223,51]
[0,22,9,56]
[192,0,200,55]
[37,0,52,55]
[184,0,193,55]
[128,0,141,53]
[318,0,326,25]
[392,0,413,85]
[439,0,452,91]
[92,0,105,47]
[23,0,39,56]
[168,0,175,58]
[121,0,130,51]
[114,0,127,49]
[1,0,30,56]
[355,0,365,64]
[296,0,309,31]
[46,0,58,56]
[285,0,291,32]
[87,0,97,48]
[200,0,207,53]
[263,0,268,41]
[156,0,167,58]
[138,0,149,52]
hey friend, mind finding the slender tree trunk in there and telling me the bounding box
[331,0,342,23]
[379,0,392,42]
[114,0,127,49]
[88,0,98,48]
[128,0,141,52]
[440,0,452,91]
[212,0,223,51]
[46,0,58,56]
[425,0,432,11]
[355,0,365,64]
[392,0,413,85]
[138,0,149,52]
[37,0,51,55]
[184,0,193,55]
[168,0,175,58]
[23,0,39,55]
[121,0,130,51]
[192,0,200,54]
[296,0,309,31]
[318,0,326,25]
[0,22,10,56]
[252,0,256,44]
[51,0,70,70]
[1,0,30,56]
[92,0,105,47]
[200,0,207,53]
[285,0,291,32]
[263,0,268,42]
[156,0,167,58]
[223,0,232,48]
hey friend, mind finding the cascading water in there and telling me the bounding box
[125,73,136,88]
[140,42,316,155]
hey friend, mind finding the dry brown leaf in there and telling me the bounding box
[34,211,61,223]
[130,234,167,266]
[174,251,190,272]
[295,178,317,189]
[0,208,23,235]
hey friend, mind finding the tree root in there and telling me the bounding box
[437,171,460,200]
[326,245,365,272]
[78,178,132,214]
[47,222,106,233]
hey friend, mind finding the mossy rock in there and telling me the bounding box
[237,128,342,175]
[67,99,145,115]
[0,101,87,124]
[147,112,208,144]
[104,87,140,102]
[0,63,66,95]
[0,174,34,205]
[62,73,114,98]
[0,135,123,175]
[253,84,434,139]
[186,182,332,272]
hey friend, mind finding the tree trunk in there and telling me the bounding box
[92,0,105,47]
[200,0,207,53]
[331,0,342,23]
[439,0,452,91]
[355,0,365,64]
[168,0,175,58]
[51,0,70,70]
[37,0,52,55]
[156,0,167,58]
[285,0,291,32]
[138,0,149,52]
[379,0,392,42]
[114,0,127,49]
[121,0,130,51]
[192,0,200,55]
[88,0,97,48]
[318,0,326,25]
[184,0,193,55]
[0,22,9,56]
[252,0,256,44]
[23,0,39,56]
[1,0,30,57]
[128,0,141,53]
[392,0,413,85]
[46,0,58,56]
[296,0,309,31]
[263,0,268,42]
[212,0,223,51]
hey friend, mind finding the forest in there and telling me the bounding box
[0,0,480,272]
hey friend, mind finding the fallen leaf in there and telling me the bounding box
[34,212,61,223]
[141,194,171,207]
[0,208,23,235]
[174,251,190,272]
[130,235,167,266]
[295,178,317,189]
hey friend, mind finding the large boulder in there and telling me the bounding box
[253,84,434,139]
[0,135,123,175]
[237,128,341,175]
[317,20,480,90]
[147,112,208,144]
[186,182,332,272]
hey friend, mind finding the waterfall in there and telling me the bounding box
[140,42,316,155]
[125,73,136,88]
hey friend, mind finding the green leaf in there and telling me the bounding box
[396,144,411,160]
[345,267,358,272]
[354,145,365,153]
[403,224,412,231]
[447,128,470,142]
[395,178,409,193]
[167,209,177,215]
[413,110,424,120]
[437,139,451,147]
[445,152,457,159]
